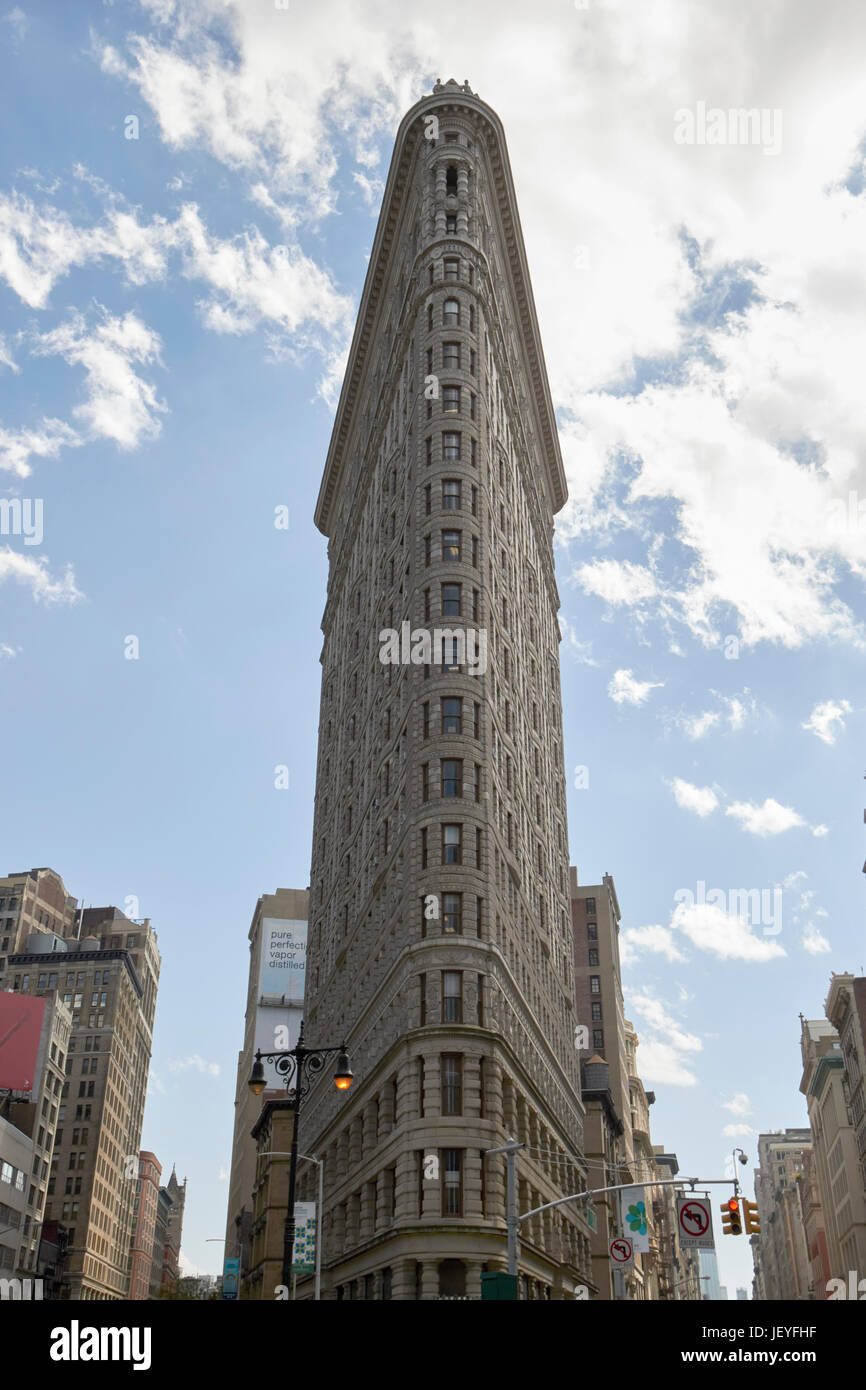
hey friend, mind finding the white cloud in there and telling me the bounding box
[2,7,28,45]
[0,548,82,604]
[672,901,786,961]
[722,1092,752,1116]
[670,777,718,818]
[608,667,663,705]
[681,709,721,740]
[620,923,687,965]
[802,698,853,745]
[634,1039,699,1088]
[629,990,702,1053]
[0,190,353,407]
[803,922,831,954]
[676,689,757,740]
[725,797,806,837]
[577,559,659,607]
[0,334,19,373]
[722,1123,754,1138]
[0,642,20,660]
[33,309,167,450]
[167,1053,220,1077]
[812,823,829,838]
[624,989,702,1088]
[0,418,81,478]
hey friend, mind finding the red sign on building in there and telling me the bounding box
[0,993,46,1092]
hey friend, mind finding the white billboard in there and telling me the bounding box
[259,918,307,1003]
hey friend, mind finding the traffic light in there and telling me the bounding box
[742,1200,761,1235]
[720,1198,743,1235]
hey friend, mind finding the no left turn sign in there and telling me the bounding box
[609,1236,634,1267]
[676,1196,714,1249]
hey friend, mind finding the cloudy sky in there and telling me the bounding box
[1,0,864,1297]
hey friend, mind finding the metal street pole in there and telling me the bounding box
[261,1151,324,1300]
[486,1139,524,1277]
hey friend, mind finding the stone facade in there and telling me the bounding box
[299,79,592,1299]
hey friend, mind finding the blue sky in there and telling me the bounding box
[1,1,864,1299]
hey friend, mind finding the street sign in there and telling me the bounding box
[609,1236,634,1268]
[676,1196,714,1249]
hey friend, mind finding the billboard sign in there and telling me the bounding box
[0,994,46,1092]
[259,919,307,1003]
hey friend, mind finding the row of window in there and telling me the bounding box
[421,760,482,801]
[418,970,481,1021]
[425,479,477,512]
[427,386,477,420]
[424,530,479,565]
[419,893,484,939]
[427,342,476,374]
[427,300,476,332]
[423,697,480,737]
[420,823,482,867]
[423,586,480,621]
[426,431,476,465]
[0,1161,26,1192]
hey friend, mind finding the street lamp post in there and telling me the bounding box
[248,1021,352,1295]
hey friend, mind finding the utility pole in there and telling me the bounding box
[486,1139,524,1276]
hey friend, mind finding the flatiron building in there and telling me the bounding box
[299,79,593,1300]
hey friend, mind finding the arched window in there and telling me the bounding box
[446,164,458,193]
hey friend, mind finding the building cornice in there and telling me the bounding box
[315,82,566,536]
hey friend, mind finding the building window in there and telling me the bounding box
[442,698,462,734]
[588,949,599,967]
[442,824,462,864]
[593,1029,604,1051]
[421,763,429,802]
[441,583,461,617]
[443,432,461,462]
[585,897,596,914]
[421,827,428,869]
[444,256,459,279]
[474,764,481,802]
[424,482,431,515]
[443,386,460,414]
[424,533,431,566]
[442,1150,463,1216]
[419,974,426,1025]
[587,922,597,941]
[441,759,462,797]
[425,436,432,466]
[442,529,461,561]
[591,1002,602,1022]
[443,298,460,326]
[441,1055,463,1115]
[590,976,600,995]
[443,970,462,1018]
[442,479,461,510]
[471,535,479,567]
[443,342,460,369]
[443,896,462,938]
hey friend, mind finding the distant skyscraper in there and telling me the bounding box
[300,79,593,1300]
[2,900,160,1298]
